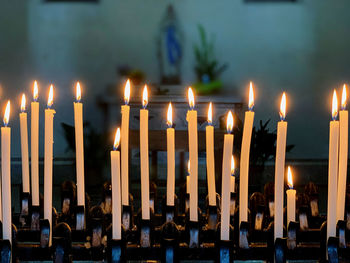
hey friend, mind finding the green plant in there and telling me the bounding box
[193,25,228,83]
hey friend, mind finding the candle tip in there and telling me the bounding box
[167,102,173,127]
[287,166,293,189]
[3,100,10,126]
[33,80,38,101]
[249,82,254,111]
[332,89,338,120]
[113,127,120,150]
[208,102,212,124]
[341,84,347,110]
[226,111,234,133]
[279,92,286,121]
[47,84,54,108]
[21,94,26,112]
[76,82,81,102]
[124,79,131,105]
[188,87,195,109]
[142,85,148,108]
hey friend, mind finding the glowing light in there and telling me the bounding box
[167,103,173,127]
[47,85,54,108]
[249,82,254,110]
[188,87,195,109]
[3,100,10,126]
[279,92,286,121]
[113,128,121,150]
[76,82,81,102]
[332,89,338,120]
[124,79,130,105]
[33,81,38,101]
[341,84,347,110]
[21,94,26,112]
[208,102,212,124]
[226,111,234,133]
[287,166,293,189]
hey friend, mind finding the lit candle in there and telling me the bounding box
[239,82,255,226]
[230,155,235,193]
[336,85,348,222]
[166,103,175,206]
[74,82,85,208]
[20,94,30,193]
[111,128,122,240]
[2,101,12,242]
[221,111,234,241]
[327,90,339,241]
[286,166,296,225]
[44,85,55,246]
[121,80,130,206]
[274,92,288,240]
[186,87,198,222]
[206,102,216,206]
[140,85,150,220]
[31,81,40,206]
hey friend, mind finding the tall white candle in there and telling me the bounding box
[140,85,150,220]
[111,128,122,240]
[221,111,234,241]
[186,87,198,222]
[166,103,175,206]
[121,80,130,206]
[230,155,235,193]
[286,166,296,225]
[20,94,30,193]
[44,85,55,246]
[2,101,11,242]
[206,102,216,206]
[274,92,288,240]
[239,82,255,226]
[31,81,40,206]
[327,90,339,241]
[336,85,348,222]
[74,82,85,208]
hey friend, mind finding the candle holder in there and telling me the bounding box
[239,221,250,249]
[139,218,153,248]
[122,194,135,233]
[75,205,85,231]
[215,223,234,262]
[52,222,72,262]
[90,217,105,261]
[19,192,30,226]
[274,237,287,263]
[336,220,346,248]
[40,219,51,248]
[160,221,180,262]
[205,193,220,231]
[30,205,41,231]
[286,221,298,250]
[109,239,125,263]
[185,210,201,249]
[0,239,11,263]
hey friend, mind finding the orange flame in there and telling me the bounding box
[287,166,293,189]
[113,128,121,150]
[332,89,338,120]
[167,103,173,127]
[249,82,254,110]
[76,82,81,102]
[208,102,212,124]
[279,92,286,120]
[188,87,195,109]
[124,79,130,104]
[227,111,234,133]
[47,85,54,108]
[33,81,38,101]
[341,84,347,110]
[3,100,10,126]
[21,94,26,112]
[142,85,148,108]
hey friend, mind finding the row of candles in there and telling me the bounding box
[0,80,348,246]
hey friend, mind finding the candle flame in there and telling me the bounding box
[3,100,10,126]
[188,87,195,109]
[142,85,148,108]
[231,155,235,175]
[287,166,293,189]
[249,82,254,110]
[113,127,120,150]
[47,85,54,108]
[21,94,26,112]
[167,102,173,127]
[187,160,190,174]
[76,82,81,102]
[341,84,347,110]
[332,89,338,120]
[33,80,38,101]
[279,92,286,121]
[124,79,130,105]
[226,111,234,133]
[208,102,212,124]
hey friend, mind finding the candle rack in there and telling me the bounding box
[2,180,350,262]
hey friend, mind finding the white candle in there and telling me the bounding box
[337,85,348,222]
[239,82,255,226]
[206,102,216,206]
[186,87,198,222]
[230,155,235,193]
[20,94,30,193]
[74,82,85,208]
[2,101,11,242]
[221,111,234,241]
[140,85,150,220]
[274,92,288,240]
[286,166,296,225]
[111,128,122,240]
[44,85,55,246]
[31,81,40,206]
[327,90,339,241]
[166,103,175,206]
[121,80,130,206]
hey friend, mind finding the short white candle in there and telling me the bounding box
[186,87,198,222]
[140,85,150,220]
[121,80,130,206]
[31,81,40,206]
[206,102,216,206]
[274,92,288,240]
[239,82,255,227]
[20,94,30,193]
[327,90,339,241]
[166,103,175,206]
[336,85,348,222]
[286,166,296,225]
[74,82,85,208]
[221,111,234,241]
[111,128,122,240]
[44,85,55,246]
[2,101,12,242]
